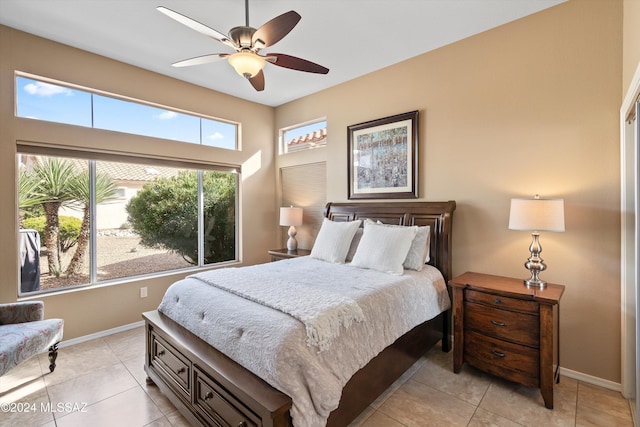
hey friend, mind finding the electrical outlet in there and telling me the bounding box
[140,287,148,298]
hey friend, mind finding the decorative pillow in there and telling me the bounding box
[350,221,418,275]
[310,218,362,263]
[345,228,363,263]
[404,225,431,270]
[371,220,431,271]
[423,226,431,264]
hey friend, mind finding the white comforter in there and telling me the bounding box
[158,257,450,427]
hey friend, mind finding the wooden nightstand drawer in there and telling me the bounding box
[464,301,540,347]
[194,366,260,427]
[464,330,539,387]
[465,289,539,314]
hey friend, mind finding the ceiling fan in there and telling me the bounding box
[157,0,329,92]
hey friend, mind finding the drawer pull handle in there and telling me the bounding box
[238,423,247,427]
[490,320,506,327]
[158,350,165,356]
[204,391,214,401]
[491,350,506,358]
[494,298,502,304]
[177,367,186,374]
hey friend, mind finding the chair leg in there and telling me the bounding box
[48,343,59,373]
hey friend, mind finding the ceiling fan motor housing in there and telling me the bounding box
[229,26,258,50]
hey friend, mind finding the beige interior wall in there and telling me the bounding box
[276,0,623,382]
[0,26,277,339]
[623,0,640,91]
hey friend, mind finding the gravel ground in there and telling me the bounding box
[38,235,191,290]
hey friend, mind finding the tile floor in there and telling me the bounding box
[0,326,634,427]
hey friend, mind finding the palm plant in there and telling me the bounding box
[18,169,46,226]
[32,158,79,276]
[65,170,118,277]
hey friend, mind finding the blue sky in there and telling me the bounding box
[16,76,237,150]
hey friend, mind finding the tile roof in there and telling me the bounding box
[20,155,180,182]
[287,128,327,149]
[96,161,179,181]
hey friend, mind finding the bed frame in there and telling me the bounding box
[143,201,456,427]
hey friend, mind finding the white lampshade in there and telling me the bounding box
[280,206,303,226]
[509,197,565,232]
[228,51,265,78]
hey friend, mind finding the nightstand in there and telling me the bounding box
[268,248,311,262]
[449,272,564,409]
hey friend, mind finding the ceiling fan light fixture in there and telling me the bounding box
[228,51,265,78]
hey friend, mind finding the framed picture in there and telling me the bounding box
[347,110,418,199]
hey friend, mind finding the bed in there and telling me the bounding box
[143,201,456,427]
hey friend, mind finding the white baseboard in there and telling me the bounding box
[559,366,622,392]
[57,320,145,349]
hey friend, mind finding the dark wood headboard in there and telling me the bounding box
[324,201,456,283]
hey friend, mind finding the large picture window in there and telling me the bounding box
[18,153,238,295]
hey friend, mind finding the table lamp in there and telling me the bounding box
[508,195,565,288]
[280,206,303,251]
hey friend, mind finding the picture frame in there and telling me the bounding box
[347,110,419,199]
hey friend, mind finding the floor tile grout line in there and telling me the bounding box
[465,376,492,427]
[55,381,143,420]
[43,338,144,425]
[39,354,57,427]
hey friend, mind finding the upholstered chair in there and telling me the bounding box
[0,301,64,376]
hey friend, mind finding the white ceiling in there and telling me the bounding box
[0,0,564,107]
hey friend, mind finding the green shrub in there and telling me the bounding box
[126,171,236,265]
[22,215,82,252]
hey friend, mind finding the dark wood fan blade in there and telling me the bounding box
[267,54,329,74]
[157,6,236,49]
[249,70,265,91]
[252,11,301,48]
[172,54,229,67]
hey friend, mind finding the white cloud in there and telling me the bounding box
[155,110,178,120]
[207,132,224,141]
[24,82,73,97]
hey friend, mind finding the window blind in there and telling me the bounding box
[280,162,326,250]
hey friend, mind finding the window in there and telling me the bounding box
[18,153,238,295]
[280,119,327,153]
[15,74,238,150]
[114,188,127,199]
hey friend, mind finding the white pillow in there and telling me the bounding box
[404,225,431,270]
[310,218,362,263]
[369,220,431,271]
[423,226,431,264]
[350,221,418,275]
[345,228,363,263]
